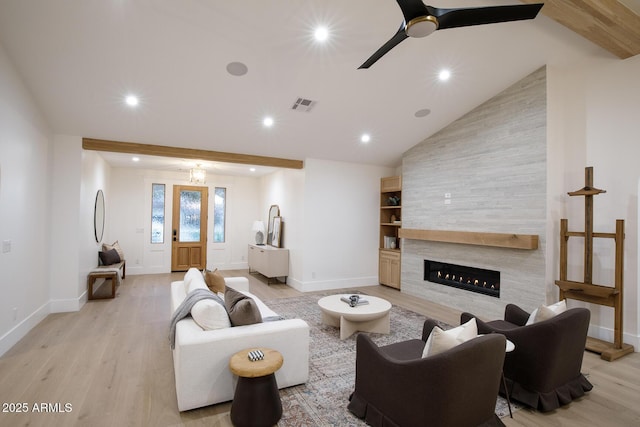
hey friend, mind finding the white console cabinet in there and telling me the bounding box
[248,244,289,284]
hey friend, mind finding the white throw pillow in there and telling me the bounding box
[184,267,204,293]
[186,269,209,294]
[191,299,231,330]
[525,300,567,325]
[422,318,477,358]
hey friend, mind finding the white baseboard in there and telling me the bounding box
[123,262,250,276]
[0,301,50,357]
[50,292,86,313]
[588,324,638,352]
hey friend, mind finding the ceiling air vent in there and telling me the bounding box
[291,97,316,112]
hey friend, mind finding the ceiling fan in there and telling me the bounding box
[359,1,544,69]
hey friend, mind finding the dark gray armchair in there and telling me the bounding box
[348,319,506,427]
[461,304,592,412]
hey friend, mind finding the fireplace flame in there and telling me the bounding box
[426,260,500,298]
[434,270,499,291]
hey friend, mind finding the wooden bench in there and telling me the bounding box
[87,261,126,300]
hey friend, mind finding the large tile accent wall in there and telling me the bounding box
[402,67,547,320]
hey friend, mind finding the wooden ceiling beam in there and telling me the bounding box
[522,0,640,59]
[82,138,304,169]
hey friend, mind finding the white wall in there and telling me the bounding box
[49,137,111,312]
[296,159,394,291]
[548,55,640,347]
[259,168,306,283]
[0,41,52,355]
[49,135,81,310]
[108,167,261,274]
[79,149,111,294]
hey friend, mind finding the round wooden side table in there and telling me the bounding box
[229,347,284,427]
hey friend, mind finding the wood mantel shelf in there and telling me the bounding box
[398,229,538,250]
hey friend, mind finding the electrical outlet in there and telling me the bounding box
[444,193,451,199]
[444,199,451,205]
[2,240,11,253]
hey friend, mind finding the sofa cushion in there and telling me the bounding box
[99,248,121,266]
[526,300,567,325]
[225,287,263,326]
[422,317,477,357]
[191,298,231,330]
[204,269,226,293]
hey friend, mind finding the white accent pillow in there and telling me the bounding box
[186,269,209,294]
[191,299,231,330]
[526,300,567,325]
[184,267,204,293]
[422,318,478,358]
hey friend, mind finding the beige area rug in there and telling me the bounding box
[265,292,520,426]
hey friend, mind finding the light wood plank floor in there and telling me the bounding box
[0,271,638,426]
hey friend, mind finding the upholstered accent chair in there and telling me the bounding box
[461,304,593,412]
[347,319,507,427]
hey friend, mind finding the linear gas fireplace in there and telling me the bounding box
[424,260,500,298]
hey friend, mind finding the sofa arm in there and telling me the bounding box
[173,318,309,411]
[224,277,249,292]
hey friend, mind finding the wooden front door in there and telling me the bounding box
[171,185,208,271]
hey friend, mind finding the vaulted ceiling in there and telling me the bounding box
[0,1,638,172]
[523,0,640,59]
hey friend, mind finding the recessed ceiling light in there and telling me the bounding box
[226,61,248,76]
[414,108,431,118]
[314,26,329,42]
[438,69,451,81]
[361,133,371,143]
[125,95,139,107]
[263,116,274,127]
[250,167,256,172]
[132,157,140,162]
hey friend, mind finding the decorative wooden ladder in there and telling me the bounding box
[555,167,633,361]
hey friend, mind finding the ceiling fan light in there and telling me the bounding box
[405,16,438,38]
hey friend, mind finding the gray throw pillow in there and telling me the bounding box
[99,248,121,265]
[224,287,263,326]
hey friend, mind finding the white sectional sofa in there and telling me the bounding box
[170,270,310,411]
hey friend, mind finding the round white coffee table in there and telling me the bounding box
[317,294,392,340]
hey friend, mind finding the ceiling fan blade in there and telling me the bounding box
[396,0,430,23]
[359,24,409,69]
[429,4,543,30]
[359,2,543,69]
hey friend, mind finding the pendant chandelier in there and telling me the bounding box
[190,164,206,184]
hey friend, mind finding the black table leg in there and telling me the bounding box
[502,372,513,418]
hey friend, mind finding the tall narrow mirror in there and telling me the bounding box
[267,205,279,246]
[94,189,105,243]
